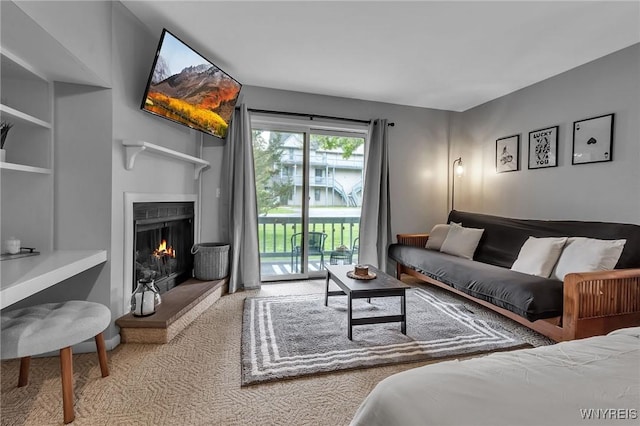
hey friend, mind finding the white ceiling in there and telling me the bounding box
[122,1,640,112]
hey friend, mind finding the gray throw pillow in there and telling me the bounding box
[510,236,568,278]
[440,223,484,260]
[551,237,626,281]
[425,224,451,250]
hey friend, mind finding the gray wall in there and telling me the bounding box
[53,83,113,308]
[449,44,640,224]
[109,2,200,323]
[199,137,226,243]
[15,0,113,86]
[6,3,116,340]
[8,2,200,342]
[201,85,452,243]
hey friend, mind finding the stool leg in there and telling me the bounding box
[18,357,31,387]
[60,346,75,424]
[95,332,109,378]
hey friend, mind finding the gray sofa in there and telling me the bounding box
[389,210,640,341]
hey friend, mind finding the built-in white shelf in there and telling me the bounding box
[122,140,210,179]
[0,103,51,128]
[0,250,108,310]
[0,162,51,174]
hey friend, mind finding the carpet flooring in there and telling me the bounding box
[242,287,530,385]
[1,277,553,426]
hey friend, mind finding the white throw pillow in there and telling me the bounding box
[440,224,484,260]
[425,224,451,250]
[510,237,568,278]
[551,237,626,281]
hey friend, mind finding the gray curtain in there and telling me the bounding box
[358,119,391,271]
[222,104,261,292]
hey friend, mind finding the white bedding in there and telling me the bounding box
[351,327,640,426]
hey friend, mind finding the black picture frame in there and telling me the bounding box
[496,134,520,173]
[528,125,558,169]
[572,113,614,165]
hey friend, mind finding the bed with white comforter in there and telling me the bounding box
[351,327,640,426]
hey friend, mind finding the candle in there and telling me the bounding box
[133,291,155,316]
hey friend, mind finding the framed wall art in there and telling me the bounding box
[572,113,614,165]
[496,134,519,173]
[528,125,558,169]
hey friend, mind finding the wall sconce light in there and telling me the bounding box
[451,157,464,212]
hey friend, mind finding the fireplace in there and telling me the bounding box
[133,202,194,294]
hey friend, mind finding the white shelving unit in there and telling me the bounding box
[0,162,51,174]
[0,95,53,174]
[122,140,210,179]
[1,47,54,253]
[0,1,111,310]
[0,103,51,129]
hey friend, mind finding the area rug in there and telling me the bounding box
[241,286,534,386]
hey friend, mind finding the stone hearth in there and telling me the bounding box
[116,277,228,344]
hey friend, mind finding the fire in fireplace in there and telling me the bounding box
[151,239,177,275]
[133,202,194,294]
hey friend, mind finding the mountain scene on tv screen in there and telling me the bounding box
[145,56,241,138]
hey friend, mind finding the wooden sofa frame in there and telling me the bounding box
[396,233,640,342]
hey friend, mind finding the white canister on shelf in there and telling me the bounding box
[5,237,20,254]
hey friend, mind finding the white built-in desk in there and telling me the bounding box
[0,250,107,309]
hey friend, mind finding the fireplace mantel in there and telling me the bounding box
[122,140,210,179]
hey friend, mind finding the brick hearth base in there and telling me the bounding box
[115,277,228,344]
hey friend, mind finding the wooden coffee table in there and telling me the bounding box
[325,264,411,340]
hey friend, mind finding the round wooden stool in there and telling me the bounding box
[1,301,111,424]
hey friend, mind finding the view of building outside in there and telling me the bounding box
[252,130,365,278]
[280,133,364,208]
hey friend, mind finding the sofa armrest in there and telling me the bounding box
[397,233,430,248]
[563,268,640,339]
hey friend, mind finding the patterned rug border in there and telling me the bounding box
[241,287,534,386]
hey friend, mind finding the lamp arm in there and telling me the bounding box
[451,157,462,212]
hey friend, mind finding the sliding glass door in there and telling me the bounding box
[253,129,305,278]
[306,132,364,274]
[253,124,366,281]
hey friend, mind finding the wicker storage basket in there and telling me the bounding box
[191,243,230,280]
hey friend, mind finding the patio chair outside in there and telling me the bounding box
[290,232,327,273]
[351,237,359,264]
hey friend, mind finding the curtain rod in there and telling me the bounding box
[237,107,395,127]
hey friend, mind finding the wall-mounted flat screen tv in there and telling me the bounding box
[140,29,242,139]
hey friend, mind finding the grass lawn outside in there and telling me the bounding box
[258,206,361,263]
[258,221,360,255]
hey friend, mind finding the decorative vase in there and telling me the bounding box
[131,279,159,316]
[148,280,162,306]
